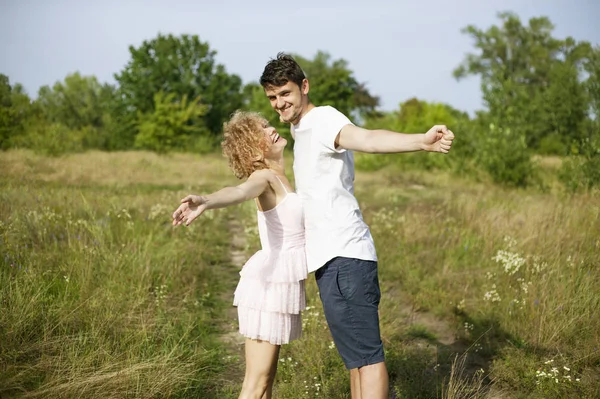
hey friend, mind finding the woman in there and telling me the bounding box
[172,111,306,399]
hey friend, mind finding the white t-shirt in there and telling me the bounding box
[292,106,378,273]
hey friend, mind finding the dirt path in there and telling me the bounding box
[217,214,504,398]
[219,217,247,348]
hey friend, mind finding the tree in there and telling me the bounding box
[357,98,470,171]
[36,73,115,149]
[559,46,600,191]
[364,98,469,140]
[585,46,600,124]
[0,75,33,150]
[114,34,243,138]
[135,91,208,154]
[0,74,16,149]
[454,12,591,152]
[294,51,380,120]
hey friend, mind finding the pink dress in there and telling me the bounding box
[233,178,307,345]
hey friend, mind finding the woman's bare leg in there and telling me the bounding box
[238,338,280,399]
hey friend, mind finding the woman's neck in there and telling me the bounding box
[266,157,285,176]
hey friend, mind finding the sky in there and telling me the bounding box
[1,0,599,115]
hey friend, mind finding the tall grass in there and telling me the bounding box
[1,150,240,398]
[359,166,600,398]
[1,150,598,398]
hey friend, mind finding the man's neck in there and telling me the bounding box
[293,102,315,125]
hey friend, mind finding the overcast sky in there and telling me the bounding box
[1,0,599,114]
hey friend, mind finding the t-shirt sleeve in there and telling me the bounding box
[317,106,354,153]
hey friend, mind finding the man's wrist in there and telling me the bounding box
[418,134,430,151]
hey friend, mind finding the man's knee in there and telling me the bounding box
[359,362,388,378]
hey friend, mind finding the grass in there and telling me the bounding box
[1,149,599,398]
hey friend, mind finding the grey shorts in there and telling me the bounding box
[315,256,385,369]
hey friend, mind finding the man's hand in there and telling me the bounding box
[172,195,207,226]
[423,125,455,154]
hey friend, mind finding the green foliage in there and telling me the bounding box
[454,12,592,155]
[2,72,117,155]
[37,73,113,131]
[473,76,537,187]
[23,123,85,156]
[558,47,600,192]
[0,74,13,149]
[104,92,138,151]
[540,60,589,151]
[114,33,242,138]
[585,46,600,117]
[0,75,33,150]
[559,134,600,192]
[294,51,380,120]
[134,91,208,153]
[478,122,535,187]
[25,72,116,152]
[356,98,470,172]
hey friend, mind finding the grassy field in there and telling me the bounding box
[1,150,598,398]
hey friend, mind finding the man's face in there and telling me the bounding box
[264,80,309,125]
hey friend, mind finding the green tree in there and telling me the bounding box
[36,72,115,149]
[559,46,600,191]
[585,46,600,126]
[294,51,380,120]
[367,98,468,133]
[114,34,242,139]
[538,60,589,154]
[454,12,591,152]
[0,75,32,150]
[357,98,470,171]
[135,91,208,154]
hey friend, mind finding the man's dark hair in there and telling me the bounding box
[260,52,306,89]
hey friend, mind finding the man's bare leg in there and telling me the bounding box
[350,368,362,399]
[356,362,389,399]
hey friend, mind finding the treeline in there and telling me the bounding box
[1,12,598,189]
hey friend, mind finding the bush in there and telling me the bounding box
[559,134,600,192]
[538,132,568,156]
[135,92,209,154]
[476,124,536,187]
[20,123,85,156]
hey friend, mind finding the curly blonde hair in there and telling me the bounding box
[221,110,270,179]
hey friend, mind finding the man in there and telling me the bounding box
[260,53,454,399]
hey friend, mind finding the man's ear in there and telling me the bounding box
[302,78,310,95]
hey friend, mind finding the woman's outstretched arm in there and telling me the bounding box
[172,170,272,226]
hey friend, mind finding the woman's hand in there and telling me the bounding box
[172,195,207,226]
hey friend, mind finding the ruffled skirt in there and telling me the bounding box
[233,248,307,345]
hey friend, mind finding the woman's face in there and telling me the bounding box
[261,121,287,160]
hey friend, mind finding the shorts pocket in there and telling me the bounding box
[337,262,359,301]
[362,261,381,305]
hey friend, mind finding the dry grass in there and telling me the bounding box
[1,150,598,398]
[0,149,237,187]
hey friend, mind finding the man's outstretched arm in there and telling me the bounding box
[335,124,455,154]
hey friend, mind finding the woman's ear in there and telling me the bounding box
[252,150,265,163]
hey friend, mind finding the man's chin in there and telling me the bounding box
[279,110,296,124]
[280,114,300,124]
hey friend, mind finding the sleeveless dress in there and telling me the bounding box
[233,177,307,345]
